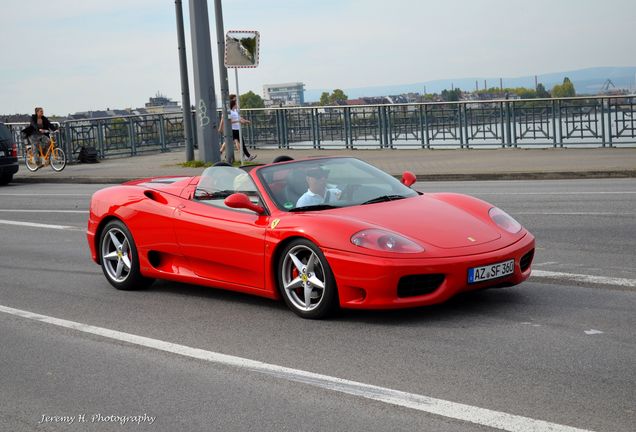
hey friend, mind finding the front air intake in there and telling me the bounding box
[397,274,445,298]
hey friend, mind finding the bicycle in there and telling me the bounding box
[25,130,66,172]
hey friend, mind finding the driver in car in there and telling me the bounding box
[296,167,341,207]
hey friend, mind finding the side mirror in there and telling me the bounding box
[401,171,416,187]
[225,193,265,214]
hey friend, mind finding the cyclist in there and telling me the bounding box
[23,107,58,166]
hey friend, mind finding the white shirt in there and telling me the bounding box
[230,109,240,130]
[296,187,341,208]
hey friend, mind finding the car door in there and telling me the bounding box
[173,170,269,290]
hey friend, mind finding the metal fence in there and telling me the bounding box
[6,95,635,162]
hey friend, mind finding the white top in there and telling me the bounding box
[296,187,341,208]
[230,109,240,130]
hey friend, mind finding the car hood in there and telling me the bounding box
[327,194,501,249]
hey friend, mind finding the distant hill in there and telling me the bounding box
[305,66,636,101]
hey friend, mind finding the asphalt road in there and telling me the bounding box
[0,180,634,432]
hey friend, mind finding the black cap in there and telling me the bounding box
[306,167,329,178]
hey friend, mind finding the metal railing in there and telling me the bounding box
[6,95,635,162]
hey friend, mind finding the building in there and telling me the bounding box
[145,92,181,114]
[263,82,305,107]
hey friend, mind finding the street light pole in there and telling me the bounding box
[213,0,234,165]
[188,0,220,163]
[174,0,194,162]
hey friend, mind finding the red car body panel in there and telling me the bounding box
[87,158,535,310]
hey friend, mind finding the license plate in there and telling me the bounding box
[468,259,515,283]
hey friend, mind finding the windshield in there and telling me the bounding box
[257,157,418,211]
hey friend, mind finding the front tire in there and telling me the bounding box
[99,220,154,290]
[277,239,338,319]
[50,147,66,171]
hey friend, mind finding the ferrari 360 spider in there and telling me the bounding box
[87,156,535,319]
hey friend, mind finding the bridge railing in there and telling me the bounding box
[6,95,635,162]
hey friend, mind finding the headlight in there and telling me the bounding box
[489,207,522,233]
[351,229,424,253]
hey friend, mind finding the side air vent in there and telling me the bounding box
[397,274,445,298]
[520,249,535,272]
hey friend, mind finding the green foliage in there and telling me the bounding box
[441,88,462,102]
[239,91,264,109]
[319,92,330,106]
[536,83,551,98]
[551,77,576,98]
[319,89,349,105]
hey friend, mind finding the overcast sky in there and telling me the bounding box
[2,0,635,115]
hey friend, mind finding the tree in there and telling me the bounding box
[319,92,330,106]
[552,77,576,98]
[536,83,550,98]
[441,88,462,102]
[239,91,264,109]
[329,89,348,104]
[319,89,349,105]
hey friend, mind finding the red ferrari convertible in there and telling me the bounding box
[87,156,535,319]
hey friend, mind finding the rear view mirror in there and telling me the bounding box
[401,171,416,187]
[225,193,265,214]
[225,31,260,68]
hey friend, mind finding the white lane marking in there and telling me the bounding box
[0,304,593,432]
[0,219,84,231]
[475,192,636,195]
[584,329,604,335]
[532,270,636,288]
[0,209,88,214]
[514,212,630,216]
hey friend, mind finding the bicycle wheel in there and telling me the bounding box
[25,148,39,172]
[50,147,66,172]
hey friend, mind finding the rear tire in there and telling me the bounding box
[0,173,12,185]
[25,148,39,172]
[99,220,154,290]
[50,148,66,171]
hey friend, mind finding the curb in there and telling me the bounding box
[12,170,636,185]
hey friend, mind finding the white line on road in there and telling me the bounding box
[0,209,88,214]
[475,191,636,195]
[0,304,593,432]
[0,219,84,231]
[514,212,632,216]
[532,270,636,288]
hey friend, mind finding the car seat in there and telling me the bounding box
[283,169,308,207]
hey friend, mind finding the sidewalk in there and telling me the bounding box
[13,147,636,184]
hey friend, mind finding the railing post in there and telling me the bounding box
[97,121,105,158]
[386,106,393,149]
[458,104,465,148]
[128,117,136,156]
[557,99,564,148]
[315,109,321,149]
[608,98,614,148]
[423,105,430,149]
[463,103,470,148]
[159,114,167,152]
[344,107,351,149]
[600,98,607,148]
[511,102,517,148]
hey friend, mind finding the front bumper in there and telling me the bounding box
[0,158,19,176]
[325,233,535,309]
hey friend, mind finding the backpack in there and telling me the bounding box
[78,146,99,163]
